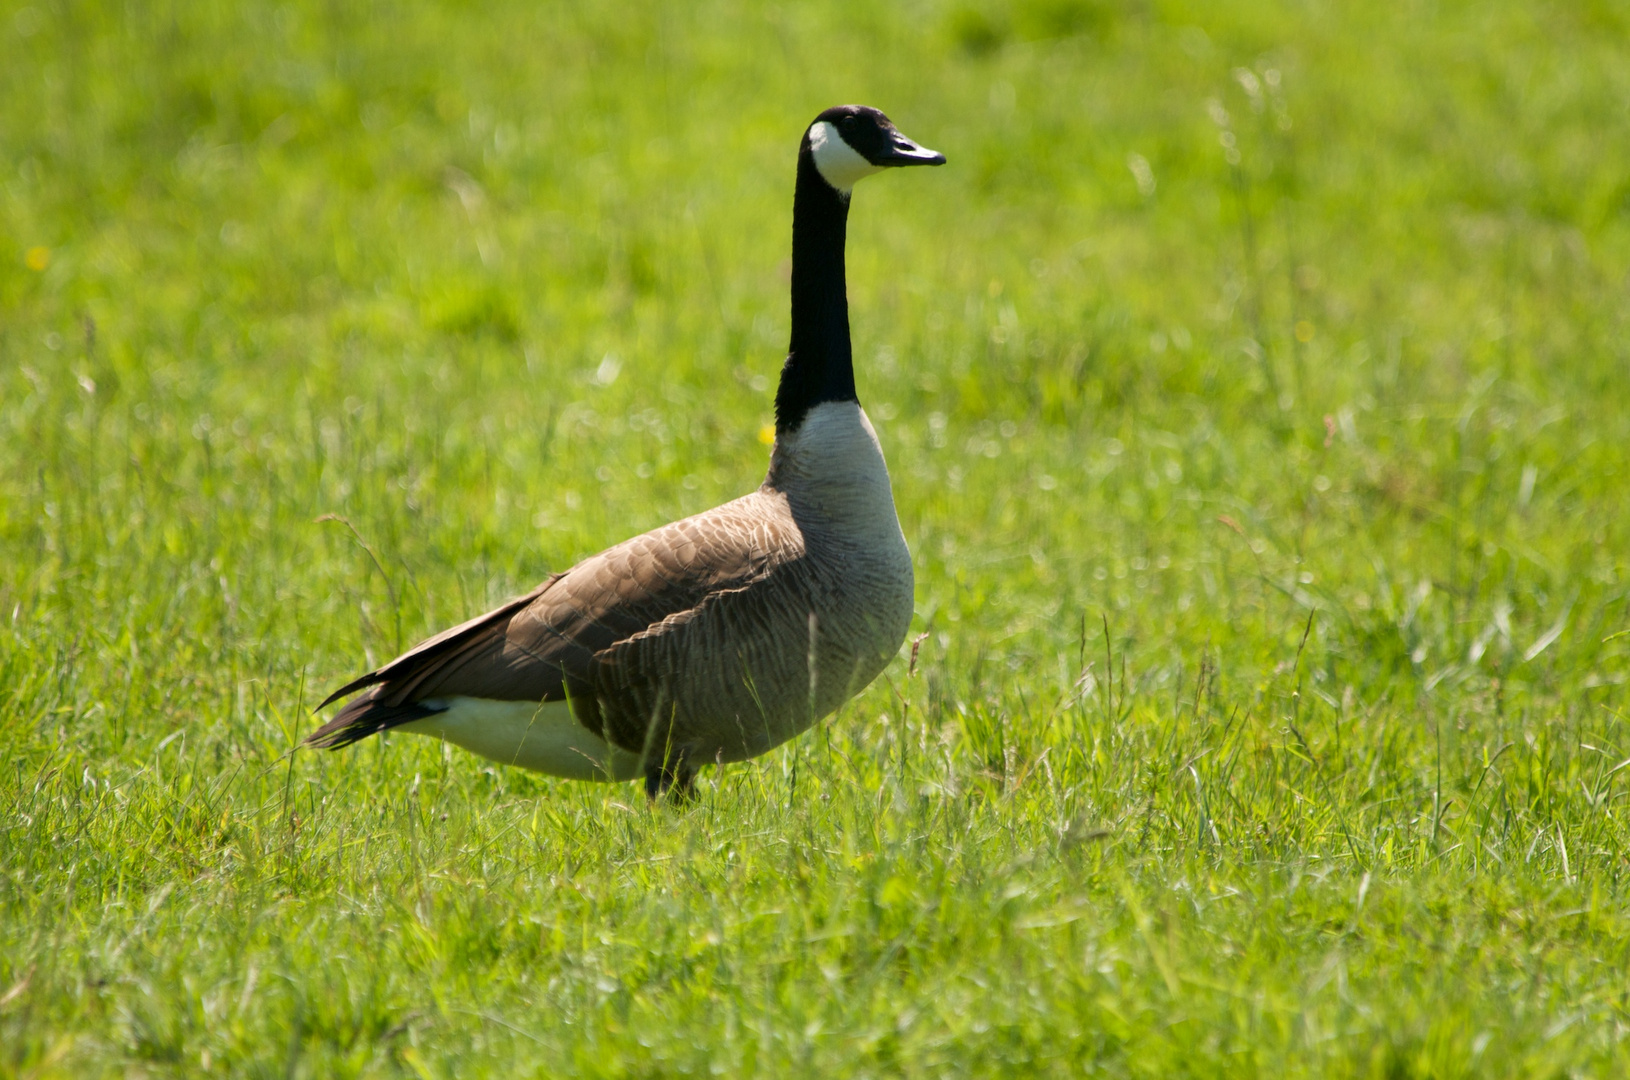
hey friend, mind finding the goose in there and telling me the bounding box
[306,105,945,799]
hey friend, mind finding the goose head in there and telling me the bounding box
[803,105,946,196]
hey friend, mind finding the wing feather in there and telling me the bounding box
[306,491,800,753]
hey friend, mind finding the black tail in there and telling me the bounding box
[304,690,446,750]
[305,578,561,751]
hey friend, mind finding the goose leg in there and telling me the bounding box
[644,761,697,803]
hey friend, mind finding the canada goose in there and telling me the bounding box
[307,105,945,798]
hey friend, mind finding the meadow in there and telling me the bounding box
[4,0,1630,1074]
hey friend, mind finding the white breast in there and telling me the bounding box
[768,399,914,620]
[771,400,905,542]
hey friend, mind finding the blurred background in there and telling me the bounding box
[7,0,1630,674]
[5,0,1627,695]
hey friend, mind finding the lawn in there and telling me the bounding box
[5,0,1630,1074]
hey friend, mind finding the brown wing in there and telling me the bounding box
[305,491,798,750]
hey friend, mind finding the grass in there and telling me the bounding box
[4,0,1630,1074]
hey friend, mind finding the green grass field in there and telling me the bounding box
[5,0,1630,1074]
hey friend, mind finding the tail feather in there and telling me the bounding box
[315,579,558,711]
[304,690,446,750]
[309,578,564,750]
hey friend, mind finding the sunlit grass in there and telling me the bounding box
[4,0,1630,1074]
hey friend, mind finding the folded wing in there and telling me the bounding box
[306,492,799,752]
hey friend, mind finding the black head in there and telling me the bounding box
[801,105,946,193]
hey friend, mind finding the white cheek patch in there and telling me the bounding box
[809,120,881,193]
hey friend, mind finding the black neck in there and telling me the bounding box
[773,152,855,433]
